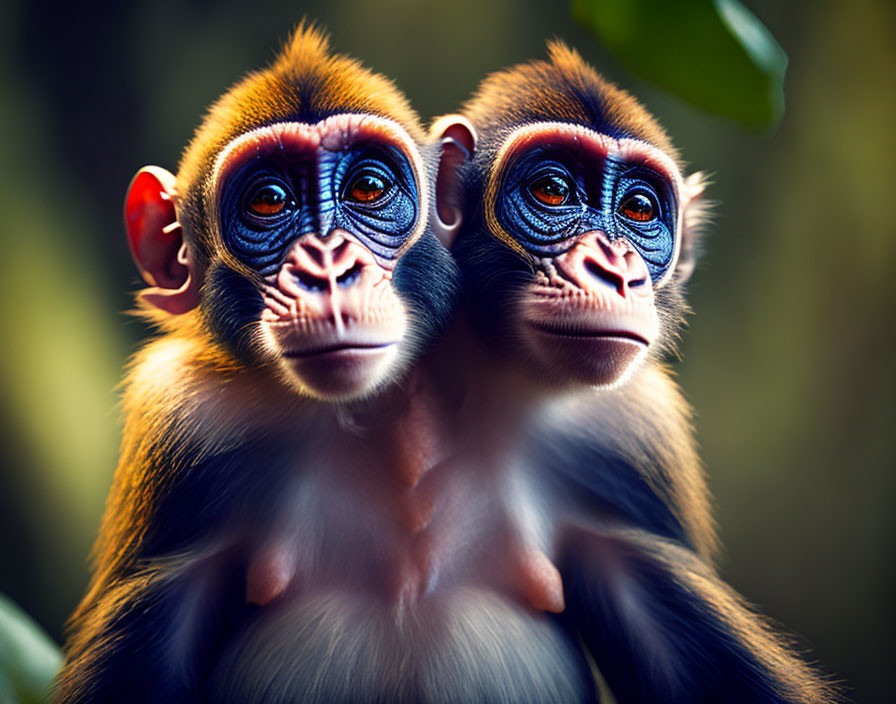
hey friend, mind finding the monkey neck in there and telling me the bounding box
[414,313,558,459]
[326,320,542,489]
[355,366,453,488]
[431,309,585,420]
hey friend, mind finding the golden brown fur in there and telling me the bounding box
[58,311,293,694]
[461,41,678,166]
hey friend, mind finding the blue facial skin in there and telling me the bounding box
[495,146,677,282]
[218,142,419,275]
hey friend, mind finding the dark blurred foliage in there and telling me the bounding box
[0,0,893,701]
[574,0,787,128]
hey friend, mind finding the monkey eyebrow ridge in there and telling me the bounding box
[211,115,423,192]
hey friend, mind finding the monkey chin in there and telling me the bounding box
[520,322,652,390]
[261,305,411,402]
[517,298,657,389]
[277,343,404,402]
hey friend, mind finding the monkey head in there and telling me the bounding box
[434,43,706,389]
[124,26,457,401]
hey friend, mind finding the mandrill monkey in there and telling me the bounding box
[54,24,838,704]
[429,43,840,703]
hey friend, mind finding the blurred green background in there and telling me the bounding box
[0,0,893,701]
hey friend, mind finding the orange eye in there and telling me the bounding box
[247,183,288,217]
[530,175,570,206]
[348,173,388,203]
[619,193,657,222]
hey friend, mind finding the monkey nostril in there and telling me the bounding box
[584,259,624,291]
[293,269,329,292]
[336,262,363,288]
[630,277,647,288]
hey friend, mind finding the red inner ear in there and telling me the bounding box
[124,168,188,290]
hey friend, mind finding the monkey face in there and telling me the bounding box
[126,113,457,402]
[489,123,684,387]
[446,120,690,389]
[204,114,456,400]
[202,115,431,399]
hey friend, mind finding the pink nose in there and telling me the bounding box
[279,232,367,295]
[564,231,651,298]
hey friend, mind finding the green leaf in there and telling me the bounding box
[0,595,62,704]
[572,0,787,129]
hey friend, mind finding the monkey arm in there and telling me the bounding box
[53,548,245,703]
[559,527,840,704]
[53,438,292,702]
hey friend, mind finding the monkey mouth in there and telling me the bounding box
[526,321,649,347]
[265,316,407,359]
[522,319,652,388]
[281,342,398,359]
[276,335,404,400]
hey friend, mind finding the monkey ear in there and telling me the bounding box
[675,171,711,284]
[124,166,200,314]
[430,114,477,249]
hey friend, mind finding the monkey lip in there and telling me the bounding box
[265,317,406,360]
[526,321,650,347]
[275,331,404,399]
[523,319,652,387]
[281,342,398,359]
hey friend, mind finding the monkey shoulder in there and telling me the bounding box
[126,333,308,441]
[101,333,319,564]
[527,372,701,550]
[527,366,716,557]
